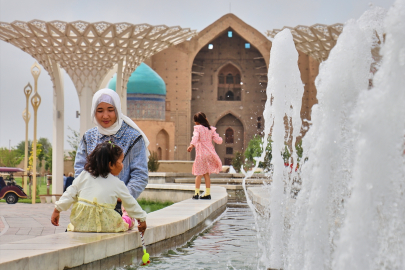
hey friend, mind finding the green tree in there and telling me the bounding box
[231,151,244,173]
[244,135,272,170]
[37,137,51,167]
[0,148,23,167]
[15,140,32,157]
[45,147,52,173]
[67,126,80,163]
[295,140,303,162]
[27,143,42,172]
[283,145,291,163]
[148,151,160,172]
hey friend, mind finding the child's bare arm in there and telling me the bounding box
[51,208,60,226]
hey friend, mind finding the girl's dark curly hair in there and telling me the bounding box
[193,112,211,130]
[84,141,123,178]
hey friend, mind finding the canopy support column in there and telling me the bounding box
[50,60,64,200]
[116,59,127,114]
[79,85,94,137]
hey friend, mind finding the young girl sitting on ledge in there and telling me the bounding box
[51,141,147,233]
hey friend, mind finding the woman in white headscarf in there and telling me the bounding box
[74,88,149,205]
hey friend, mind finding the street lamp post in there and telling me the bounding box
[30,62,41,204]
[22,83,32,193]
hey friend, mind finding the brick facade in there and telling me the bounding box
[145,14,319,162]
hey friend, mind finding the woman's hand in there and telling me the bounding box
[137,220,147,234]
[187,145,194,152]
[51,209,60,226]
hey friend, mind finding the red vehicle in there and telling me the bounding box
[0,167,27,204]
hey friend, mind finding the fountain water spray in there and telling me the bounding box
[242,28,304,269]
[241,2,403,269]
[286,7,386,270]
[333,1,405,268]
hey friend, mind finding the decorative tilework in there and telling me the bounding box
[127,93,165,120]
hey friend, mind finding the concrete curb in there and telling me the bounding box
[0,186,227,270]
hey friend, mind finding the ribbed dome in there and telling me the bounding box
[108,63,166,95]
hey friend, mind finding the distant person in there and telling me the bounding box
[187,112,223,200]
[0,176,5,190]
[63,174,67,190]
[51,141,147,233]
[63,172,74,192]
[74,88,149,215]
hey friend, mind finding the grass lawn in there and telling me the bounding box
[2,177,174,212]
[138,199,173,213]
[13,176,52,195]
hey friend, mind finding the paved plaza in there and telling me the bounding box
[0,203,71,244]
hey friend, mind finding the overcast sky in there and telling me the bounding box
[0,0,393,149]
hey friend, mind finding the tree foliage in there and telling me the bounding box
[15,140,32,157]
[231,151,244,173]
[0,148,23,167]
[244,135,273,170]
[45,147,52,173]
[295,140,303,162]
[27,143,42,173]
[15,138,51,168]
[148,151,160,172]
[37,138,51,165]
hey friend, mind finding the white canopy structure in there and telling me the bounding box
[0,20,196,197]
[266,23,343,62]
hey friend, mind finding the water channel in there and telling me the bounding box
[122,204,263,270]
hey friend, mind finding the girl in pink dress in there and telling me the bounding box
[187,112,223,200]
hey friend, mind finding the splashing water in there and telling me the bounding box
[242,28,304,268]
[333,1,405,269]
[286,7,386,270]
[243,0,405,269]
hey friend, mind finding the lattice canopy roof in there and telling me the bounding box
[0,20,196,94]
[266,23,343,62]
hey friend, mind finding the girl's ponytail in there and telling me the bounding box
[194,112,211,130]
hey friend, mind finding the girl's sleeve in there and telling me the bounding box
[55,171,83,212]
[190,126,200,145]
[117,180,147,222]
[212,128,223,144]
[74,137,87,178]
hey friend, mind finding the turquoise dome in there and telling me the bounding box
[108,63,166,95]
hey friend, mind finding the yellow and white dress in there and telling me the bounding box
[55,171,147,233]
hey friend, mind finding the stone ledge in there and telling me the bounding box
[138,184,199,203]
[247,186,270,215]
[0,186,227,270]
[247,186,296,217]
[247,187,270,206]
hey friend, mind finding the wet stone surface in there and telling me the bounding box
[121,205,263,270]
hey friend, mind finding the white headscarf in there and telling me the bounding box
[91,88,150,157]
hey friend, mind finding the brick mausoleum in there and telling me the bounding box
[109,14,319,164]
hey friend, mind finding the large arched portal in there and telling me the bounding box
[215,113,244,165]
[190,28,267,162]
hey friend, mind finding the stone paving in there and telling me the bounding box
[0,203,71,244]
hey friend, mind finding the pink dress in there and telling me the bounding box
[190,125,223,175]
